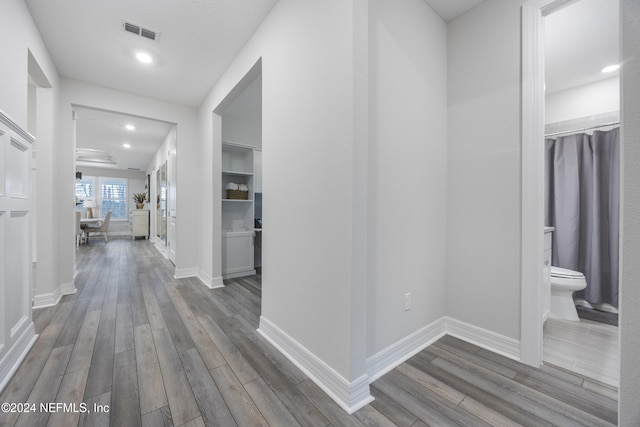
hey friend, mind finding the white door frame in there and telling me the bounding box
[520,0,579,366]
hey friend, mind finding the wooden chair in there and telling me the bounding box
[85,210,112,242]
[75,211,86,246]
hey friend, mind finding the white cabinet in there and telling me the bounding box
[130,209,149,239]
[221,142,256,278]
[222,231,255,278]
[543,227,554,321]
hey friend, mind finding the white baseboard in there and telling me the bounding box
[33,288,62,309]
[60,281,77,297]
[223,269,256,280]
[444,316,520,361]
[197,269,224,289]
[258,316,373,414]
[0,323,37,394]
[174,267,198,279]
[366,317,447,382]
[256,315,519,414]
[32,281,76,309]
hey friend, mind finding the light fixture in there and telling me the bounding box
[602,64,620,73]
[136,51,153,64]
[123,143,131,148]
[125,124,136,131]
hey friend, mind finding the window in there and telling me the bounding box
[75,175,128,220]
[100,178,128,219]
[75,177,95,205]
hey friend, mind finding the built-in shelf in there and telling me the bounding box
[222,170,253,176]
[221,141,256,279]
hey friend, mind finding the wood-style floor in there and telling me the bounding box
[0,237,618,426]
[544,317,619,388]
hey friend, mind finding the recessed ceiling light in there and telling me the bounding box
[123,143,131,148]
[602,64,620,73]
[136,51,153,64]
[125,124,135,131]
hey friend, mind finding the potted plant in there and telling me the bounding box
[132,193,147,209]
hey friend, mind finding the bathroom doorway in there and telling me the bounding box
[541,0,620,387]
[520,0,623,375]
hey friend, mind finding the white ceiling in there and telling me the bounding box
[544,0,619,95]
[75,107,175,171]
[25,0,618,172]
[424,0,487,22]
[25,0,278,108]
[25,0,277,171]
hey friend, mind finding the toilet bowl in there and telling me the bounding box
[550,266,587,321]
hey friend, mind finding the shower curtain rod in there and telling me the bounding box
[545,121,620,138]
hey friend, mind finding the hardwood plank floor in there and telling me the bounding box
[0,237,618,426]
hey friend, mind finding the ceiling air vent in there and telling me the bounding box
[122,21,159,42]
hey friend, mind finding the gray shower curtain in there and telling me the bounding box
[544,127,620,307]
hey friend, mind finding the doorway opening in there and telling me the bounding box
[72,106,176,261]
[213,59,263,286]
[521,0,621,389]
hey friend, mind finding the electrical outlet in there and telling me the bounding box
[404,292,412,311]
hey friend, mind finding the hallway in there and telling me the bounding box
[0,238,617,426]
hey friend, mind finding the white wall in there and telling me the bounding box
[367,0,448,356]
[0,1,57,127]
[0,0,60,387]
[222,116,261,148]
[199,0,367,394]
[58,79,199,276]
[221,76,262,149]
[1,0,64,309]
[546,77,620,124]
[620,0,640,423]
[446,0,523,340]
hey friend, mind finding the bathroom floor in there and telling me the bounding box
[543,317,619,388]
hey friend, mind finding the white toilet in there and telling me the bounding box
[550,266,587,321]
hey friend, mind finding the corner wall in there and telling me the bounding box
[366,0,448,363]
[199,0,371,412]
[446,0,524,342]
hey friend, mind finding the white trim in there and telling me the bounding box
[366,317,446,382]
[197,269,224,289]
[32,281,77,309]
[258,316,374,414]
[445,317,521,361]
[60,281,77,296]
[520,0,578,368]
[0,324,37,393]
[520,0,546,368]
[0,109,35,144]
[222,269,256,280]
[257,314,519,414]
[33,288,63,309]
[174,267,198,279]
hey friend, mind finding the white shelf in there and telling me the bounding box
[221,141,255,279]
[222,170,253,176]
